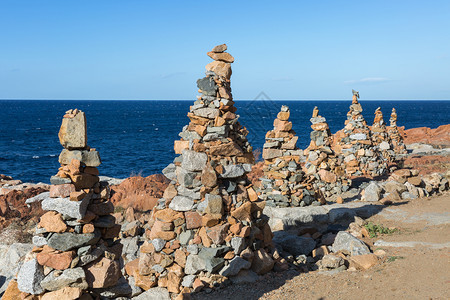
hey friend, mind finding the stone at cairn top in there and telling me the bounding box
[58,109,87,150]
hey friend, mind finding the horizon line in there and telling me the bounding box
[1,99,450,102]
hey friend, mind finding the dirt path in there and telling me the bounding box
[193,193,450,300]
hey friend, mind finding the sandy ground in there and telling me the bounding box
[193,193,450,300]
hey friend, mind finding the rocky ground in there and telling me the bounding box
[0,125,449,299]
[191,192,450,300]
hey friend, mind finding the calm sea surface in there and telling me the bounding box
[1,100,449,183]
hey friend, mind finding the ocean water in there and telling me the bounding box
[0,100,449,183]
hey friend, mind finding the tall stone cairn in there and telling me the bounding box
[304,106,350,198]
[338,91,387,177]
[371,107,395,163]
[16,109,123,299]
[128,44,275,297]
[259,105,307,207]
[388,108,407,156]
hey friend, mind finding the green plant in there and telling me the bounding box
[387,256,404,262]
[364,222,397,238]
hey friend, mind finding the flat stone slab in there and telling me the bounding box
[41,196,90,219]
[264,202,384,232]
[374,240,450,249]
[378,207,450,226]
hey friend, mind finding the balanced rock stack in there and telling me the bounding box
[304,107,350,198]
[259,105,307,207]
[337,90,387,177]
[15,109,123,299]
[388,108,407,157]
[128,44,274,298]
[371,107,395,163]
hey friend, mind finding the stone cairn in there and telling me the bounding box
[259,105,317,207]
[128,44,275,297]
[304,107,350,199]
[16,109,122,299]
[388,108,408,157]
[371,107,395,163]
[337,90,387,177]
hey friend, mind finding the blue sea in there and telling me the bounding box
[1,100,449,183]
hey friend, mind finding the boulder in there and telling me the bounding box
[331,231,370,256]
[272,232,316,256]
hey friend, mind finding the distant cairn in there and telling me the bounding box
[336,90,387,177]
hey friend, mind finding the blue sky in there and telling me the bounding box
[0,0,449,100]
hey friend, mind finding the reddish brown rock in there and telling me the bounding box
[41,287,82,300]
[110,175,169,212]
[185,211,202,229]
[37,250,75,270]
[85,257,121,288]
[49,183,75,198]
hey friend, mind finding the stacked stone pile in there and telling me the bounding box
[259,105,309,207]
[14,109,124,299]
[388,108,408,156]
[304,107,351,199]
[371,107,395,163]
[337,90,387,177]
[127,44,277,298]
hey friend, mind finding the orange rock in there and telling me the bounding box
[70,190,86,201]
[174,140,190,154]
[2,280,21,300]
[201,214,220,227]
[207,51,235,63]
[167,272,182,293]
[205,61,232,79]
[125,258,140,276]
[231,201,252,222]
[277,111,290,121]
[224,251,235,260]
[134,271,157,291]
[273,119,292,132]
[82,223,95,233]
[198,227,212,247]
[37,250,75,270]
[110,175,169,212]
[41,287,83,300]
[154,208,179,223]
[174,249,186,268]
[39,211,67,233]
[247,187,258,202]
[336,196,344,204]
[85,257,121,288]
[229,223,242,235]
[350,254,379,270]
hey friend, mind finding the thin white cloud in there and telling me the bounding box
[344,77,390,85]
